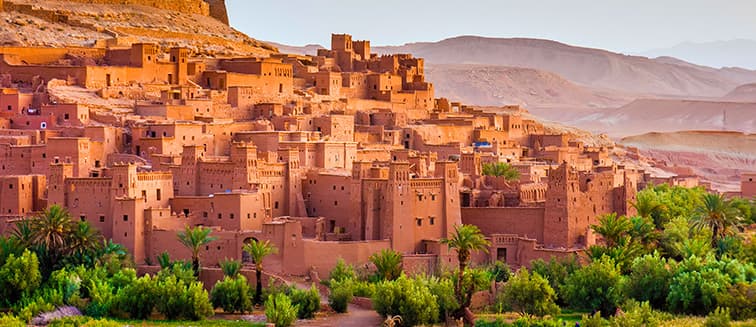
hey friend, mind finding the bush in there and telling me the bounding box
[154,274,213,320]
[487,260,512,283]
[715,282,756,320]
[372,275,439,326]
[425,276,459,320]
[530,255,579,304]
[369,249,402,281]
[498,269,560,317]
[351,280,375,298]
[210,275,253,314]
[625,253,672,309]
[265,293,298,327]
[0,249,42,306]
[328,279,353,313]
[611,300,670,327]
[328,258,356,283]
[562,256,625,316]
[665,255,746,315]
[14,294,55,322]
[219,258,242,278]
[113,274,157,319]
[704,307,731,327]
[0,314,25,327]
[83,278,114,318]
[289,284,320,319]
[581,312,609,327]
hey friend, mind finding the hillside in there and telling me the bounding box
[557,99,756,138]
[621,131,756,191]
[723,83,756,102]
[373,36,756,98]
[425,64,631,108]
[0,0,274,56]
[640,39,756,70]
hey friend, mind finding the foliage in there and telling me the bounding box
[625,252,672,309]
[242,239,277,305]
[0,314,25,327]
[482,162,521,181]
[486,260,512,283]
[661,216,713,260]
[177,225,217,277]
[498,269,560,317]
[611,300,670,327]
[265,293,298,327]
[691,193,744,249]
[441,224,490,315]
[289,284,320,319]
[630,190,667,226]
[425,275,459,320]
[328,279,353,313]
[114,274,157,319]
[328,257,356,283]
[562,256,625,316]
[219,258,242,278]
[0,249,42,306]
[14,293,55,322]
[715,282,756,320]
[637,184,705,228]
[592,213,633,248]
[210,275,253,314]
[369,249,403,281]
[581,312,609,327]
[154,274,213,320]
[530,255,580,305]
[704,307,731,327]
[372,275,440,326]
[351,279,376,297]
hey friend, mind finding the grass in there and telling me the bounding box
[48,316,267,327]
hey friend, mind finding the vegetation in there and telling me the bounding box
[242,239,278,304]
[176,225,217,277]
[369,248,403,281]
[328,279,353,313]
[496,269,560,317]
[441,224,491,316]
[264,293,298,327]
[210,275,253,314]
[482,162,521,181]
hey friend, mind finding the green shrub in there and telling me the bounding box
[625,252,672,309]
[219,258,242,278]
[113,274,157,319]
[611,300,670,327]
[0,314,25,327]
[0,249,42,306]
[84,278,114,318]
[154,274,213,320]
[530,255,579,304]
[289,284,320,319]
[498,269,560,317]
[581,312,609,327]
[14,294,55,322]
[210,275,253,314]
[487,260,512,283]
[562,256,625,316]
[666,255,740,315]
[425,276,459,320]
[369,249,402,281]
[704,307,731,327]
[351,280,375,298]
[328,279,353,313]
[372,275,439,326]
[328,258,356,283]
[716,282,756,320]
[265,293,298,327]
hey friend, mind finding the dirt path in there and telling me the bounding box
[289,280,383,327]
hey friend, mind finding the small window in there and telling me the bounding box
[80,215,86,221]
[416,219,422,227]
[230,213,235,219]
[274,202,279,209]
[203,211,208,218]
[430,217,435,225]
[99,215,105,223]
[218,213,222,219]
[123,215,128,222]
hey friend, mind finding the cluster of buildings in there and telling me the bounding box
[1,33,752,277]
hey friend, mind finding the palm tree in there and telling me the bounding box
[690,193,743,248]
[31,205,73,266]
[481,162,520,181]
[630,192,667,227]
[66,221,104,265]
[243,239,278,304]
[591,213,632,248]
[177,225,217,277]
[369,248,402,281]
[440,224,490,314]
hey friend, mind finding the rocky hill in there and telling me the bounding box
[374,36,756,98]
[0,0,273,56]
[723,83,756,102]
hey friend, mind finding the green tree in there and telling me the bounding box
[630,190,667,226]
[716,282,756,320]
[328,258,355,283]
[219,258,241,278]
[625,253,672,309]
[243,239,278,304]
[210,275,253,314]
[176,225,217,277]
[114,274,157,319]
[530,255,580,305]
[592,213,632,248]
[328,279,353,313]
[482,162,520,181]
[290,284,320,319]
[373,275,440,326]
[498,269,560,317]
[0,249,42,306]
[562,256,625,316]
[31,205,73,267]
[440,224,490,315]
[691,193,744,249]
[369,248,402,281]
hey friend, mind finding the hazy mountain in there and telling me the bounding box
[372,36,756,98]
[640,39,756,70]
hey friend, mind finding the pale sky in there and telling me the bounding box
[226,0,756,54]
